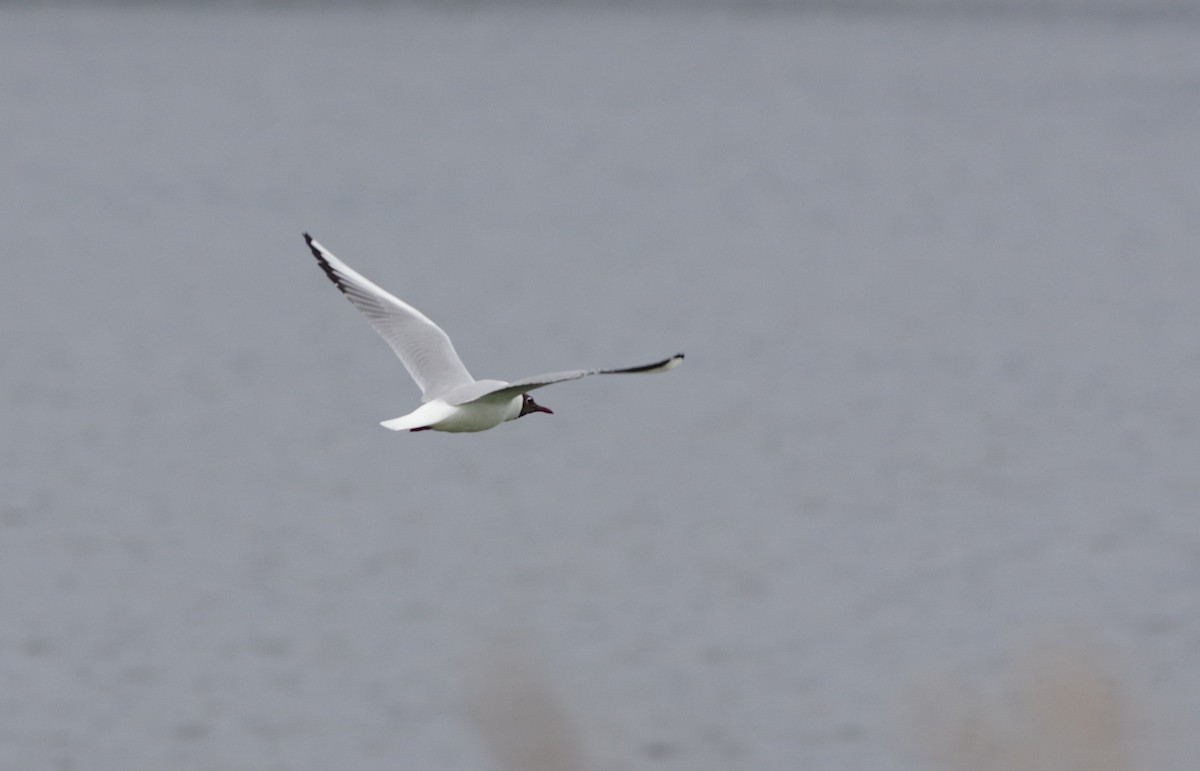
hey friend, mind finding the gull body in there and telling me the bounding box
[304,234,683,433]
[378,385,524,433]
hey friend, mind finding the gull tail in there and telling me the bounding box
[381,415,430,432]
[379,400,456,432]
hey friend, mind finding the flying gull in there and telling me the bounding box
[305,234,683,433]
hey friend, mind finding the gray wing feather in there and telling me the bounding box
[305,234,475,400]
[451,354,684,406]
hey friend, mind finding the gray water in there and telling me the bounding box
[3,5,1199,770]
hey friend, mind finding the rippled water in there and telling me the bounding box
[2,5,1199,769]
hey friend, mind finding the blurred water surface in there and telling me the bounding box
[2,5,1199,770]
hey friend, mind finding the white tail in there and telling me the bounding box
[379,400,456,431]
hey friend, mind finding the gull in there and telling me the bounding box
[305,234,683,433]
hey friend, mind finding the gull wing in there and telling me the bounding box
[449,353,684,406]
[305,234,475,400]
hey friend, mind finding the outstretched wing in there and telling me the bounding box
[305,234,475,400]
[449,353,684,406]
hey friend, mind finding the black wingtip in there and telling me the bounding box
[662,352,685,369]
[607,353,685,375]
[303,232,347,294]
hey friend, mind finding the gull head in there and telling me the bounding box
[519,394,553,417]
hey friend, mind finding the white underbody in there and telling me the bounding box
[379,395,523,433]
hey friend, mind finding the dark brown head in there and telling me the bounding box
[518,393,553,417]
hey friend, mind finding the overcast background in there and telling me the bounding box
[2,2,1199,770]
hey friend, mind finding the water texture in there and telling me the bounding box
[2,6,1199,770]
